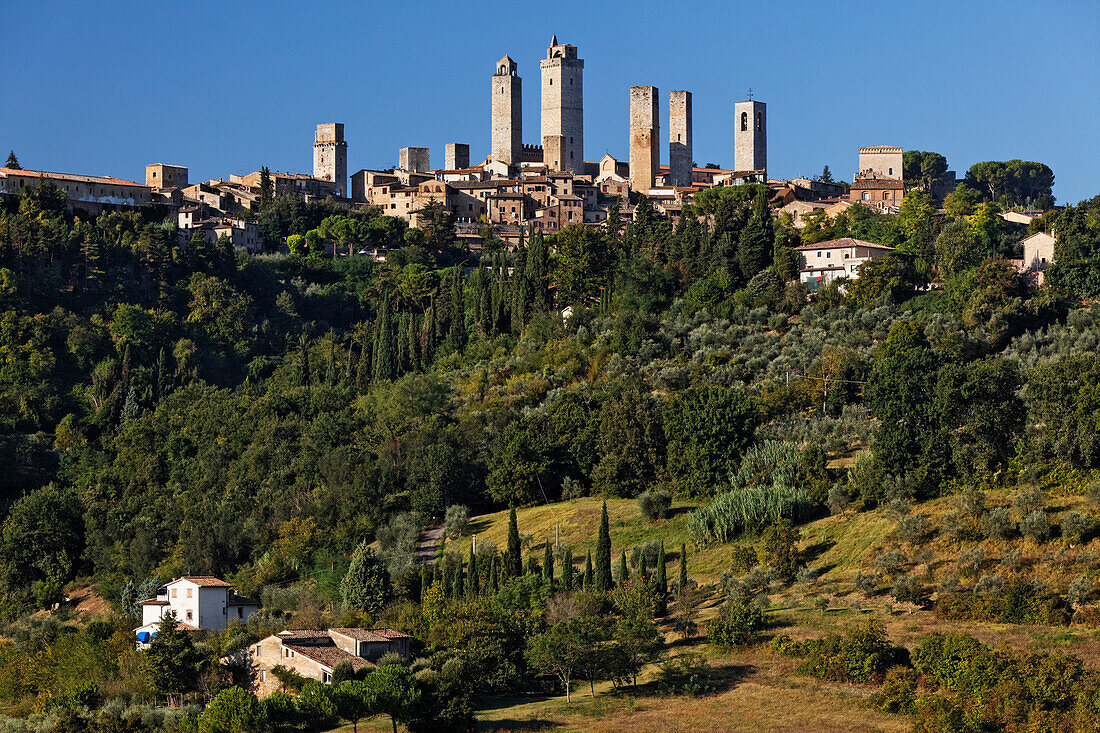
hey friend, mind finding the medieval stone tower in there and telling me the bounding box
[629,86,660,192]
[540,35,584,173]
[669,91,693,187]
[734,99,766,175]
[313,123,347,197]
[491,56,522,167]
[445,143,470,170]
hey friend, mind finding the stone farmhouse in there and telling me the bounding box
[0,167,153,211]
[135,576,259,646]
[247,628,411,695]
[795,237,895,291]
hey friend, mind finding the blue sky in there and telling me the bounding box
[3,1,1098,203]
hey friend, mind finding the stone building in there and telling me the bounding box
[734,99,767,176]
[795,237,895,290]
[540,36,584,173]
[146,164,188,190]
[492,56,523,168]
[850,178,904,210]
[629,86,660,193]
[313,123,348,197]
[135,576,258,646]
[856,146,903,180]
[445,143,470,171]
[0,167,153,211]
[244,628,411,696]
[668,91,693,188]
[399,146,430,174]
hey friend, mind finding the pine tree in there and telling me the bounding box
[595,501,612,591]
[146,613,200,695]
[679,543,688,592]
[655,540,668,615]
[506,506,522,577]
[737,188,775,280]
[5,151,21,170]
[467,544,479,598]
[618,550,629,584]
[562,547,574,591]
[583,551,594,590]
[543,542,554,585]
[373,296,397,381]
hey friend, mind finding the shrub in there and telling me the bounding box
[795,565,820,589]
[791,620,908,684]
[561,476,586,500]
[1062,511,1092,543]
[444,505,469,539]
[981,507,1016,539]
[1087,481,1100,510]
[743,567,773,595]
[707,596,766,647]
[1072,605,1100,627]
[763,519,802,582]
[827,484,851,515]
[873,666,919,715]
[937,579,1068,625]
[873,549,907,579]
[896,514,931,545]
[199,686,268,733]
[1014,487,1046,516]
[957,547,986,578]
[974,574,1005,596]
[1068,576,1093,606]
[729,545,758,575]
[629,540,663,571]
[891,574,930,606]
[1021,510,1051,543]
[999,548,1022,572]
[655,653,714,697]
[854,571,879,595]
[637,490,673,521]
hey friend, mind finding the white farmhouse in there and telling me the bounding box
[794,237,895,291]
[135,576,259,646]
[1019,231,1056,285]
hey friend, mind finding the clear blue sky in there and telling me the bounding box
[3,1,1098,203]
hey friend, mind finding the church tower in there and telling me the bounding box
[491,56,522,167]
[313,123,347,197]
[734,98,766,176]
[540,35,584,173]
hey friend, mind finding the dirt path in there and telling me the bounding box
[417,524,445,564]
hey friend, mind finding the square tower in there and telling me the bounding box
[668,91,692,188]
[313,123,347,197]
[734,100,766,175]
[540,36,584,173]
[146,163,188,189]
[445,143,470,171]
[399,147,430,173]
[857,146,903,180]
[491,56,522,167]
[629,86,660,193]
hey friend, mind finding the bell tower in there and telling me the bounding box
[491,55,522,167]
[733,97,766,176]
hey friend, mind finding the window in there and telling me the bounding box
[171,589,177,598]
[550,78,553,85]
[862,191,870,201]
[186,588,192,598]
[756,112,763,131]
[740,112,748,131]
[322,672,331,683]
[185,610,193,621]
[883,191,888,200]
[260,671,266,682]
[826,252,831,259]
[888,167,893,175]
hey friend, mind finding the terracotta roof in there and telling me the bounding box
[283,642,372,671]
[176,576,232,587]
[0,167,145,187]
[330,627,411,642]
[794,237,894,252]
[139,599,169,605]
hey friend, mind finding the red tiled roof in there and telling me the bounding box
[0,167,145,187]
[330,627,411,642]
[283,642,373,671]
[794,237,894,252]
[176,576,232,587]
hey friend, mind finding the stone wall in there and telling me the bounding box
[857,146,903,180]
[629,86,660,192]
[399,146,430,173]
[540,40,584,173]
[445,143,470,171]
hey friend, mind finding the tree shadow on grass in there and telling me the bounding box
[477,719,561,731]
[466,517,494,535]
[801,539,836,565]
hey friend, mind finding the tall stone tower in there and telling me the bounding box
[629,86,660,193]
[491,56,522,167]
[669,91,693,187]
[313,123,347,197]
[734,99,766,175]
[540,35,584,173]
[399,147,430,173]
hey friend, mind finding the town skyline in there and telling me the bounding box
[3,0,1098,203]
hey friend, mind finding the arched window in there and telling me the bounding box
[756,112,763,131]
[740,112,748,131]
[882,191,889,200]
[862,191,870,201]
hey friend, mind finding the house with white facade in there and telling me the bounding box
[795,237,895,291]
[135,576,259,645]
[1019,231,1056,285]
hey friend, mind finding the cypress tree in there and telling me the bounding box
[448,267,467,351]
[543,542,554,585]
[432,560,441,590]
[562,547,574,591]
[583,551,594,590]
[679,543,688,592]
[618,550,629,584]
[467,545,479,598]
[452,561,464,600]
[656,540,668,615]
[373,296,397,381]
[407,313,421,372]
[639,553,649,584]
[420,564,430,602]
[506,506,522,577]
[396,312,410,374]
[356,331,372,391]
[595,501,612,591]
[490,556,500,592]
[298,335,311,386]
